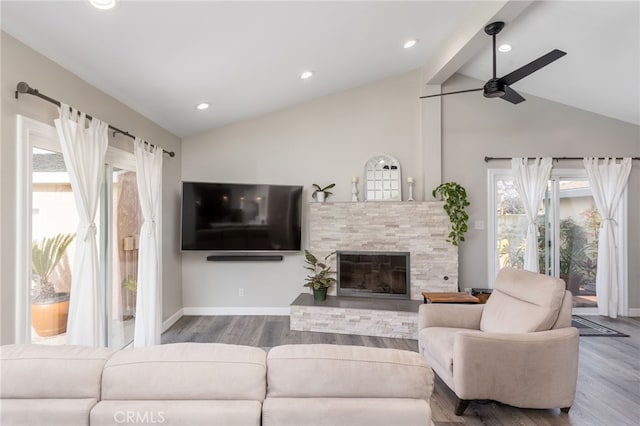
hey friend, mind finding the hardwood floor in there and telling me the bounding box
[163,315,640,426]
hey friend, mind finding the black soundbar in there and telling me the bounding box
[206,255,284,262]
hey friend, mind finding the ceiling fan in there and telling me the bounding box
[421,21,566,104]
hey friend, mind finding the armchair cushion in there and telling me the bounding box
[480,267,566,333]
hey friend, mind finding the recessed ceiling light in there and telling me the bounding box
[498,43,512,53]
[90,0,116,10]
[196,103,210,110]
[300,71,313,80]
[403,39,418,49]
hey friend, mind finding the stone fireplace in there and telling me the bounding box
[290,201,459,339]
[337,251,410,299]
[308,201,458,300]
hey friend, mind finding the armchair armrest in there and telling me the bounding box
[418,304,484,331]
[453,327,579,408]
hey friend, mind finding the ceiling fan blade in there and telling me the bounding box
[500,49,567,86]
[500,85,526,104]
[419,88,482,99]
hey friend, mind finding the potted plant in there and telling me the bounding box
[303,249,336,301]
[432,182,470,246]
[31,233,75,337]
[311,183,335,203]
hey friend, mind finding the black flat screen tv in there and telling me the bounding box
[181,182,303,251]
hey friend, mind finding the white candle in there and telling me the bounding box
[407,176,414,183]
[352,176,359,183]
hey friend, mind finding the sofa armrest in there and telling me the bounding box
[418,304,484,331]
[453,327,579,407]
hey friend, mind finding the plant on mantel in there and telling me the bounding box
[432,182,470,247]
[311,183,335,202]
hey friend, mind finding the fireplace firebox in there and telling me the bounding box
[337,251,410,299]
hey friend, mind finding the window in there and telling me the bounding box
[17,115,141,347]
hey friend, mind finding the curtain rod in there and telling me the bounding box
[15,81,175,158]
[484,156,639,162]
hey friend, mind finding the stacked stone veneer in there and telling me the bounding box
[309,201,458,300]
[290,304,418,339]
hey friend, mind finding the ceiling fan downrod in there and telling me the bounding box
[483,21,506,98]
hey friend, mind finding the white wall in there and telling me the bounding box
[441,73,640,311]
[182,69,640,314]
[181,70,424,311]
[1,33,183,344]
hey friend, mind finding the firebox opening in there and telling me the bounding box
[337,251,410,299]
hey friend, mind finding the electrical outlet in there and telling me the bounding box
[238,288,245,297]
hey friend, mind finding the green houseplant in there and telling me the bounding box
[303,249,336,301]
[311,183,335,203]
[31,233,75,337]
[432,182,470,247]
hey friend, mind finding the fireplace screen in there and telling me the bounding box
[337,251,410,299]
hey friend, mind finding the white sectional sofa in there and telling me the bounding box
[1,342,434,426]
[0,344,114,426]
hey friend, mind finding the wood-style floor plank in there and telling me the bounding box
[162,315,640,426]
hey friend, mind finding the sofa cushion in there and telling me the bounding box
[101,343,266,401]
[0,398,96,426]
[0,344,114,399]
[262,398,431,426]
[266,344,432,400]
[480,267,566,333]
[91,400,261,426]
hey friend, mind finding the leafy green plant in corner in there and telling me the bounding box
[432,182,470,246]
[303,250,337,290]
[32,233,75,303]
[311,183,335,200]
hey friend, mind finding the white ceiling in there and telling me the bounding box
[2,1,639,138]
[459,0,640,126]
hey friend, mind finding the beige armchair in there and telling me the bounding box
[418,267,579,415]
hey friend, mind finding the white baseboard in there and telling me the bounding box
[162,308,184,332]
[182,307,290,316]
[627,308,640,317]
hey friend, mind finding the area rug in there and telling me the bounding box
[571,315,629,337]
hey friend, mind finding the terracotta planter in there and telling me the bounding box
[31,293,70,337]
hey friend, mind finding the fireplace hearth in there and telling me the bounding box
[337,251,410,299]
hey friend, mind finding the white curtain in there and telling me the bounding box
[511,157,553,272]
[55,103,108,347]
[583,157,631,318]
[133,138,163,347]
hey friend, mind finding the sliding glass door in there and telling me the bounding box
[489,168,625,313]
[18,115,141,347]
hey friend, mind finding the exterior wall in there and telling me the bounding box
[308,201,458,300]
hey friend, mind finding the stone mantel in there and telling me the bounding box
[308,201,458,300]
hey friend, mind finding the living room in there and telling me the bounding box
[1,1,639,425]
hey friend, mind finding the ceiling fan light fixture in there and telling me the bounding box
[90,0,116,10]
[483,79,506,98]
[498,43,512,53]
[403,39,418,49]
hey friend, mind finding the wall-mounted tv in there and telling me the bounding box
[181,182,303,252]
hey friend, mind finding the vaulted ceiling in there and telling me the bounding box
[2,1,638,137]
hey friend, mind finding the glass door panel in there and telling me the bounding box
[31,148,77,344]
[494,178,545,272]
[557,180,599,308]
[109,168,142,348]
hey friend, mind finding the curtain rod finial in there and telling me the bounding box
[16,81,32,94]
